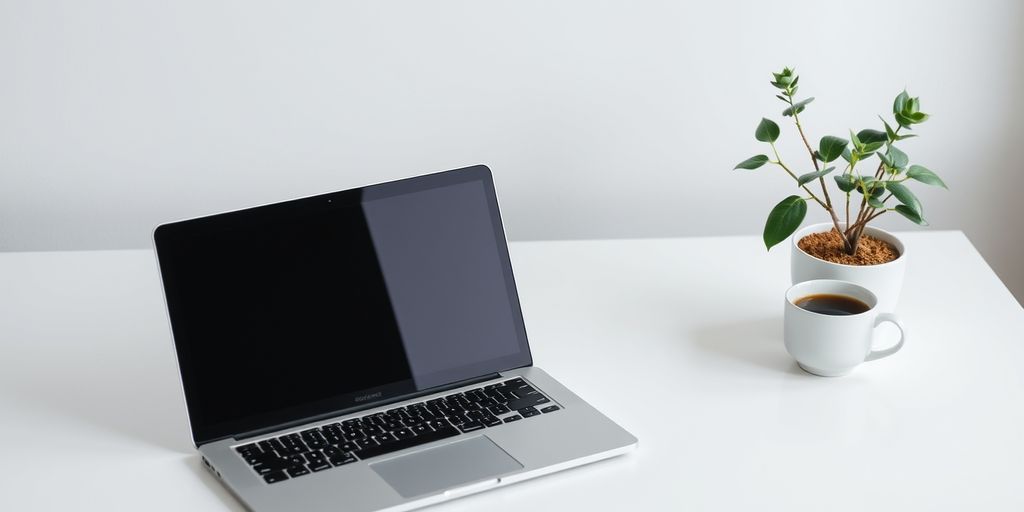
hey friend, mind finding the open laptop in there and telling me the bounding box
[153,165,637,511]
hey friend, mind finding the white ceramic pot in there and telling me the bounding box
[790,222,906,313]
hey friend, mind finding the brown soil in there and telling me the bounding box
[798,229,899,265]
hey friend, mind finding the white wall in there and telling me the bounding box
[2,0,1022,302]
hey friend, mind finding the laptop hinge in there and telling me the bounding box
[230,372,503,442]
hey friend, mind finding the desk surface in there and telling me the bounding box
[2,232,1022,511]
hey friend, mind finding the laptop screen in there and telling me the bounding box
[155,166,532,445]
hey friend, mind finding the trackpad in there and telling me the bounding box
[370,436,522,498]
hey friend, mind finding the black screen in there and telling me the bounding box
[155,166,531,445]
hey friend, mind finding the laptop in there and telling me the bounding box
[153,165,637,511]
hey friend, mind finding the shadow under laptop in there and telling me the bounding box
[688,316,811,377]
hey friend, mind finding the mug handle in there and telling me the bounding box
[865,312,906,361]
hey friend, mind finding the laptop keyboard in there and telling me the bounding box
[234,377,560,484]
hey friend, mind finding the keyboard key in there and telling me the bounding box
[356,438,379,450]
[520,407,540,418]
[282,444,307,455]
[403,415,426,426]
[252,463,280,475]
[353,426,459,460]
[236,443,258,455]
[488,405,510,415]
[505,394,549,411]
[374,432,397,444]
[541,405,560,413]
[330,454,357,466]
[503,415,523,423]
[394,428,415,440]
[458,422,484,433]
[286,465,310,477]
[263,471,289,484]
[309,461,332,472]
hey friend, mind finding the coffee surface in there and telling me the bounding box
[794,293,870,316]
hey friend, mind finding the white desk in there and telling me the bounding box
[2,232,1022,511]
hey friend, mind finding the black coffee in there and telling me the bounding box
[794,293,870,316]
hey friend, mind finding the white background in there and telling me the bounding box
[1,0,1022,301]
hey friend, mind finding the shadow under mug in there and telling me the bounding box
[784,279,906,377]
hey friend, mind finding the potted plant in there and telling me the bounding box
[733,68,947,311]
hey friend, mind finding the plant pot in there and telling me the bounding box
[790,222,907,313]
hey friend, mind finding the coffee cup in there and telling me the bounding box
[784,279,906,377]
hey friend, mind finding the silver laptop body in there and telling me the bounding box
[154,165,637,512]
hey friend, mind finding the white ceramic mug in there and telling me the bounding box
[784,279,906,377]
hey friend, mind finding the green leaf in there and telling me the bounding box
[834,174,856,192]
[818,136,848,162]
[886,182,922,216]
[782,97,814,117]
[894,204,928,225]
[868,196,886,209]
[887,146,909,169]
[878,152,893,167]
[861,141,885,154]
[755,118,781,143]
[906,165,948,188]
[857,129,888,144]
[893,91,910,114]
[796,166,836,186]
[849,129,862,150]
[734,154,770,170]
[882,118,898,142]
[841,148,852,163]
[763,196,808,251]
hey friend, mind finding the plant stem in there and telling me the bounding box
[786,99,850,252]
[845,192,851,228]
[791,109,833,207]
[847,209,887,233]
